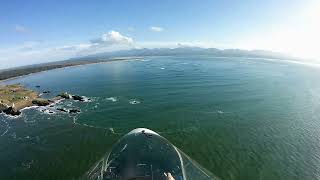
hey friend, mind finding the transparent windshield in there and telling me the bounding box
[84,128,219,180]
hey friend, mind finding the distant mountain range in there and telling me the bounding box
[73,47,298,61]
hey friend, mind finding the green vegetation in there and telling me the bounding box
[0,84,38,109]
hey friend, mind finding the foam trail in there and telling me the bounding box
[72,117,123,135]
[106,97,117,102]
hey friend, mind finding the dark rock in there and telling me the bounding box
[57,108,68,113]
[35,85,40,88]
[72,95,85,101]
[58,92,70,99]
[69,109,80,114]
[42,91,51,94]
[32,99,50,106]
[3,107,21,116]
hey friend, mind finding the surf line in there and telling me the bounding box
[72,117,124,135]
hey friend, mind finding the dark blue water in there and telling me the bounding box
[1,56,320,179]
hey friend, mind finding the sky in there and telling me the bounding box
[0,0,319,69]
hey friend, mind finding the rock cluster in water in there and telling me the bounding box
[0,84,85,116]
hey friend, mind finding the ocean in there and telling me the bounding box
[1,56,320,179]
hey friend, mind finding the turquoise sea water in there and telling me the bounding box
[1,56,320,179]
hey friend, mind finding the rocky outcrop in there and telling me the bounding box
[72,95,85,101]
[69,109,81,114]
[58,92,87,102]
[32,98,50,106]
[3,106,21,116]
[0,102,21,116]
[58,92,71,99]
[1,84,88,117]
[57,108,68,113]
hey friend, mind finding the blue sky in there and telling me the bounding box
[0,0,319,69]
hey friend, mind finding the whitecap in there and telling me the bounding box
[129,99,141,104]
[109,127,115,134]
[160,67,165,70]
[81,96,92,102]
[106,97,117,102]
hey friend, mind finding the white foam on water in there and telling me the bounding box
[93,103,99,109]
[106,97,118,102]
[0,112,22,119]
[82,96,92,102]
[66,102,73,107]
[109,127,115,134]
[21,160,34,169]
[160,67,165,70]
[21,105,39,111]
[72,116,77,124]
[129,99,141,104]
[24,119,36,123]
[51,98,65,105]
[38,107,56,115]
[217,110,224,114]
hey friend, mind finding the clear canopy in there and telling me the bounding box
[84,128,219,180]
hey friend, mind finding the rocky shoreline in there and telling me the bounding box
[0,84,87,116]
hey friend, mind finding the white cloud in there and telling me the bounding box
[0,30,135,69]
[150,26,164,32]
[14,24,27,33]
[103,30,133,44]
[92,30,133,45]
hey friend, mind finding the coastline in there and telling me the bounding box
[0,83,90,117]
[0,57,144,83]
